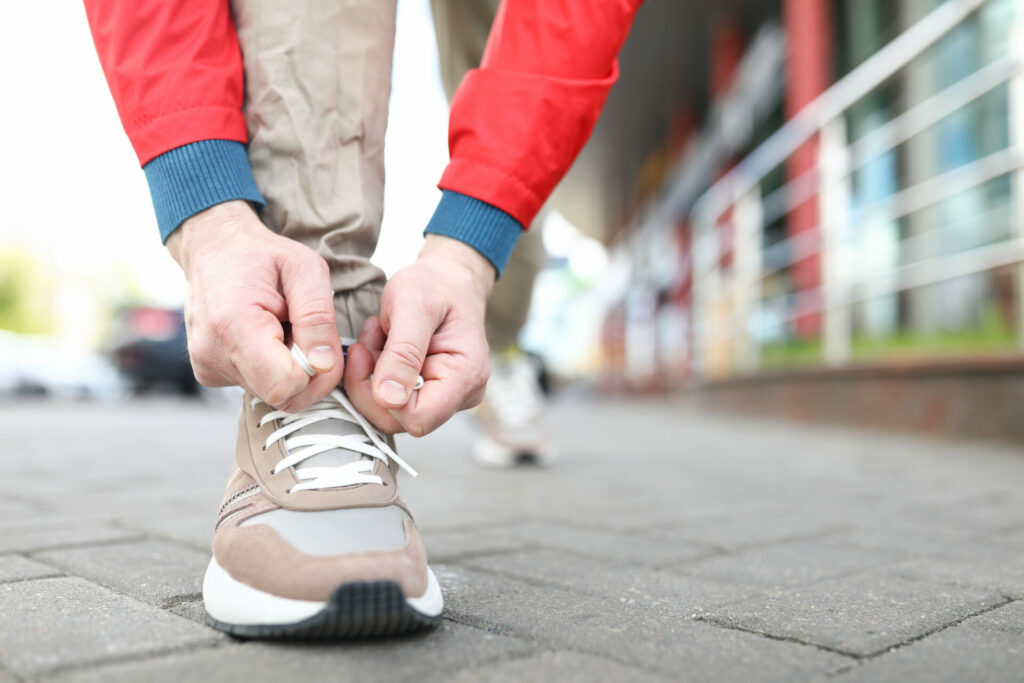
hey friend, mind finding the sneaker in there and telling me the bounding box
[202,389,443,638]
[472,349,558,467]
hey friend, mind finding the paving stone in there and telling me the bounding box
[52,621,534,683]
[0,577,219,677]
[669,538,908,589]
[0,497,44,518]
[166,599,207,625]
[478,521,717,566]
[439,566,849,680]
[400,488,534,532]
[33,539,209,606]
[435,650,676,683]
[0,555,62,583]
[893,491,1024,535]
[0,519,138,554]
[888,554,1024,600]
[650,508,853,553]
[115,510,213,550]
[830,600,1024,682]
[463,549,761,613]
[423,527,532,563]
[704,571,1007,656]
[832,519,1005,559]
[46,487,223,518]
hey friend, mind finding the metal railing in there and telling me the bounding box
[670,0,1024,377]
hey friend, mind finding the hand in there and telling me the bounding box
[167,200,343,411]
[344,234,494,436]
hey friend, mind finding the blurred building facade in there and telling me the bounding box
[590,0,1023,398]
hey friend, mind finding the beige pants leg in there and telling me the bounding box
[231,0,398,339]
[431,0,547,351]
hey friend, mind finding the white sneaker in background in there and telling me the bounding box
[472,349,558,467]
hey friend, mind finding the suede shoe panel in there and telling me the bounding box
[213,518,429,602]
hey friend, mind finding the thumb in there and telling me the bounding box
[280,251,340,373]
[374,305,438,409]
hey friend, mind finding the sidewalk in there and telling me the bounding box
[1,394,1023,681]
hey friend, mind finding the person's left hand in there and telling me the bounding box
[344,234,495,436]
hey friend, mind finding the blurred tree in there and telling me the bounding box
[0,249,53,334]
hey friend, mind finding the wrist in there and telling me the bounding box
[422,191,523,277]
[418,234,496,298]
[166,200,258,273]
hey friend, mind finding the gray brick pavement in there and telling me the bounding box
[440,566,850,680]
[461,520,718,566]
[33,539,209,606]
[0,519,139,554]
[668,537,908,588]
[2,396,1024,681]
[704,571,1009,656]
[52,622,533,683]
[435,650,678,683]
[462,548,764,613]
[114,509,214,550]
[0,577,219,678]
[829,600,1024,682]
[0,555,62,583]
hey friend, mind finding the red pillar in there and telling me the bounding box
[710,14,745,269]
[783,0,832,338]
[711,15,744,99]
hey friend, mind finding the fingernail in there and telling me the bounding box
[307,345,337,372]
[378,379,409,406]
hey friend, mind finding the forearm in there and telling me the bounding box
[439,0,643,226]
[426,0,643,275]
[85,0,257,244]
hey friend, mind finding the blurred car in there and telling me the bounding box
[110,307,198,395]
[0,330,128,400]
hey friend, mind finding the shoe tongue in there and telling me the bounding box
[288,414,369,474]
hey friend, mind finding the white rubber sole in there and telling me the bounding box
[202,556,443,627]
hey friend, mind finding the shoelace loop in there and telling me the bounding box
[254,389,417,494]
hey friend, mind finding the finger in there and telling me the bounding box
[230,311,310,408]
[374,304,440,409]
[279,249,341,374]
[385,350,481,436]
[344,342,405,433]
[276,343,346,412]
[357,316,386,364]
[385,360,462,436]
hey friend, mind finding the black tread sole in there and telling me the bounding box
[205,580,442,640]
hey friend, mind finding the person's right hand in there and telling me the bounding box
[166,200,343,412]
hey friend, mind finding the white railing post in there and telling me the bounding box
[690,208,716,379]
[731,188,764,373]
[1010,0,1024,348]
[820,117,853,365]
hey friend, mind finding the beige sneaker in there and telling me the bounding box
[202,389,443,638]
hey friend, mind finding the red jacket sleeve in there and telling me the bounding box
[439,0,643,229]
[83,0,247,166]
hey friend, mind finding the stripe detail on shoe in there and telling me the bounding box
[219,486,260,515]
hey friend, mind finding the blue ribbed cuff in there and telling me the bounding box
[423,191,523,276]
[143,140,265,243]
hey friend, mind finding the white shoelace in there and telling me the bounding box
[254,389,417,493]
